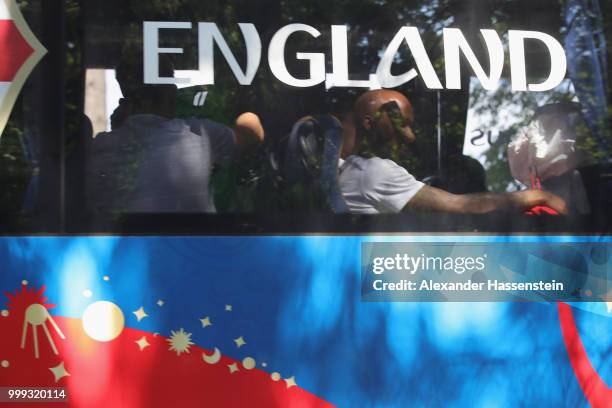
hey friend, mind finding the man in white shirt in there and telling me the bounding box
[339,155,424,214]
[339,89,567,215]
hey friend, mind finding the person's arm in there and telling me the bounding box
[404,185,568,214]
[200,112,264,166]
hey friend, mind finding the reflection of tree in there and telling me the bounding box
[76,0,611,211]
[0,1,41,223]
[2,0,610,221]
[85,1,599,154]
[0,123,32,214]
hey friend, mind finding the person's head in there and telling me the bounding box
[234,112,265,154]
[115,51,177,118]
[353,89,415,158]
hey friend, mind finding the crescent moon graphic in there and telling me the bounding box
[202,347,221,364]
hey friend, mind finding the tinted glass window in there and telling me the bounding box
[1,0,610,233]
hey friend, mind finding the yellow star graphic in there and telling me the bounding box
[167,328,194,356]
[157,300,164,307]
[200,317,212,328]
[233,336,246,348]
[284,376,297,389]
[135,336,150,351]
[49,361,70,383]
[225,304,232,312]
[132,307,148,322]
[228,363,239,374]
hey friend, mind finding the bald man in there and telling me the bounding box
[338,89,567,215]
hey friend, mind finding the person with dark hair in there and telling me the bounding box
[338,89,567,215]
[424,154,488,195]
[87,53,263,217]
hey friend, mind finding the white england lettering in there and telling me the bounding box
[268,24,326,87]
[143,21,192,85]
[376,26,443,89]
[326,25,380,89]
[197,22,261,85]
[508,30,567,91]
[443,28,504,90]
[143,22,567,92]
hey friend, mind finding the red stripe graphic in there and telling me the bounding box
[558,302,612,408]
[0,19,34,82]
[0,313,335,407]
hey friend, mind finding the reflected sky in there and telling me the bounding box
[0,236,608,407]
